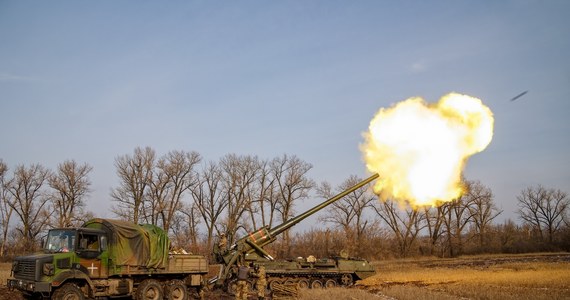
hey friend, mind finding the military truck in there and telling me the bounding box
[212,174,379,292]
[8,218,208,300]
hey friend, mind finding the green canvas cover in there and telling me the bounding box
[83,218,169,269]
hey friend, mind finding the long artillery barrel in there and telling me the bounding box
[269,173,379,237]
[213,173,379,286]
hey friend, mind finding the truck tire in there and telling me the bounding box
[136,279,164,300]
[52,283,85,300]
[165,279,188,300]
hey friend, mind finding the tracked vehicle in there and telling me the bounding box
[250,252,375,290]
[212,173,378,291]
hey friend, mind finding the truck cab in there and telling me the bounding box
[8,227,108,298]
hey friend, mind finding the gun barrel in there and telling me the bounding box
[269,173,379,237]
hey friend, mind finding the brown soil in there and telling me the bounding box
[0,287,24,300]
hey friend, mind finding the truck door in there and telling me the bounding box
[77,233,108,278]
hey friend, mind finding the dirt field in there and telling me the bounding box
[2,253,569,299]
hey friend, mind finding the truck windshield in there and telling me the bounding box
[45,230,76,253]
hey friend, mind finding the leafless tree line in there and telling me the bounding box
[107,147,315,259]
[0,159,93,255]
[0,147,568,260]
[307,178,504,258]
[293,180,569,259]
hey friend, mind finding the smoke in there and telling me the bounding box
[360,93,494,207]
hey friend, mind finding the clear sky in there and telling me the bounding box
[1,1,569,224]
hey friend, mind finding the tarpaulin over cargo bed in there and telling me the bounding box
[83,218,169,269]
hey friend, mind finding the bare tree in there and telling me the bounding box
[441,196,475,257]
[250,159,277,229]
[0,160,14,257]
[111,146,155,223]
[6,164,52,251]
[144,161,167,226]
[191,161,227,256]
[496,219,519,252]
[168,201,200,251]
[317,175,376,257]
[271,154,314,257]
[517,185,569,244]
[146,150,201,232]
[219,154,260,243]
[422,205,445,256]
[48,160,93,227]
[465,180,502,250]
[372,199,424,257]
[180,203,203,252]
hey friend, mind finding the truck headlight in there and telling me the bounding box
[43,263,54,276]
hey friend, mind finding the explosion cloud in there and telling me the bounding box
[360,92,494,207]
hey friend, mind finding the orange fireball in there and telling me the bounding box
[360,93,494,207]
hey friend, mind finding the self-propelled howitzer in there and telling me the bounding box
[212,173,379,288]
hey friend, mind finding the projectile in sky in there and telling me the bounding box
[510,90,528,101]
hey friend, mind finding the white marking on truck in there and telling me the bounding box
[88,263,98,275]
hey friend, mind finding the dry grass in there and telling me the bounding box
[357,253,570,300]
[0,263,11,286]
[296,253,570,300]
[299,287,385,300]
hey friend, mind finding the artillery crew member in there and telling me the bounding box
[235,263,250,300]
[251,264,267,300]
[218,233,227,253]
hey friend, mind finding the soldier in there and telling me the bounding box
[251,264,267,300]
[59,235,69,252]
[198,285,206,300]
[235,263,250,300]
[218,233,227,253]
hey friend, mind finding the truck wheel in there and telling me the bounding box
[136,279,164,300]
[165,279,188,300]
[52,283,85,300]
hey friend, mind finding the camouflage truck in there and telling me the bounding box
[8,218,208,300]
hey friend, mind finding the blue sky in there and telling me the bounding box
[1,1,569,224]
